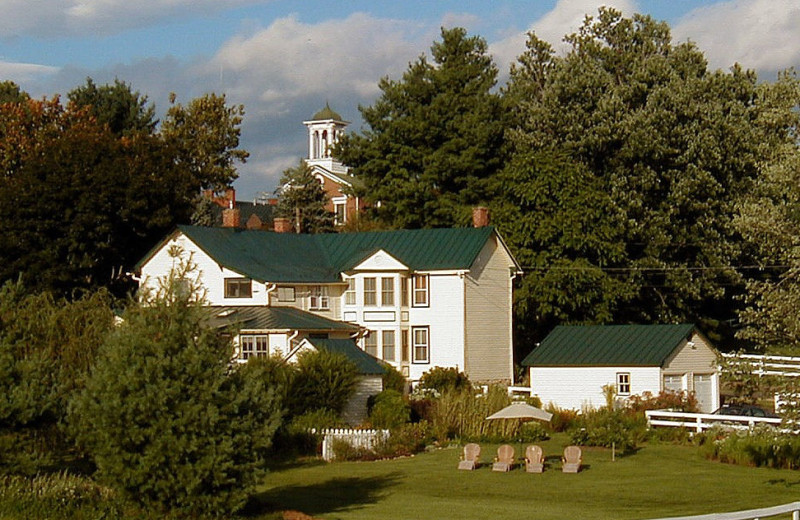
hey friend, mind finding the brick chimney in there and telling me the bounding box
[472,206,489,228]
[222,207,241,228]
[274,217,292,233]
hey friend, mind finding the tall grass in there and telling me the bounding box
[428,385,547,442]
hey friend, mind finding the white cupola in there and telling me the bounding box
[303,103,350,174]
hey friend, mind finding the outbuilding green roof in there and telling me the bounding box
[521,324,697,367]
[306,338,385,375]
[162,224,501,283]
[207,306,359,333]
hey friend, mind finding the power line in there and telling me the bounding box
[520,264,791,273]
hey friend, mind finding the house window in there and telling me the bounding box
[334,203,346,225]
[381,278,394,306]
[617,373,631,395]
[239,334,269,360]
[401,329,409,363]
[364,333,378,357]
[277,287,295,302]
[364,277,377,306]
[344,278,356,305]
[309,286,329,310]
[413,275,429,307]
[382,330,395,362]
[412,326,429,364]
[225,278,252,298]
[401,277,409,307]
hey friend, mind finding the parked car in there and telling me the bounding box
[712,404,780,418]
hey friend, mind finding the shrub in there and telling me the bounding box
[0,472,132,519]
[700,426,800,469]
[626,390,699,413]
[568,408,647,452]
[546,405,580,433]
[68,271,282,518]
[286,350,359,417]
[276,409,347,457]
[369,390,411,429]
[375,421,433,457]
[419,367,470,393]
[381,363,408,394]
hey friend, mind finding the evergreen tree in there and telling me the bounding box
[69,263,282,516]
[275,160,334,233]
[0,81,29,104]
[497,8,800,347]
[336,27,505,228]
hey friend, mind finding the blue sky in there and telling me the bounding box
[2,0,798,199]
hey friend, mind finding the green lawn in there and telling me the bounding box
[249,434,800,520]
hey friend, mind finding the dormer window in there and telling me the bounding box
[225,278,252,298]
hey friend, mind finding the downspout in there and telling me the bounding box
[461,270,468,377]
[264,283,277,305]
[284,330,301,360]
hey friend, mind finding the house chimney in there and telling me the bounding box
[274,217,292,233]
[225,187,236,207]
[222,207,241,228]
[472,206,489,228]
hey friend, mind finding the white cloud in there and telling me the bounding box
[206,13,425,112]
[490,0,637,74]
[0,0,266,38]
[673,0,800,73]
[0,60,59,83]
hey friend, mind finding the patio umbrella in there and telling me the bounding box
[486,402,553,461]
[486,402,553,422]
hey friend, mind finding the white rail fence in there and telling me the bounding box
[721,352,800,378]
[315,428,390,461]
[647,501,800,520]
[644,410,783,433]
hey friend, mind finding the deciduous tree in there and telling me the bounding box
[498,8,800,347]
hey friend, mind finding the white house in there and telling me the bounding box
[521,324,720,413]
[136,217,521,384]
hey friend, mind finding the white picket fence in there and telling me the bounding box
[647,501,800,520]
[315,428,390,461]
[644,410,783,433]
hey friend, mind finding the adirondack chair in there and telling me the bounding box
[458,443,481,470]
[562,445,582,473]
[492,444,516,472]
[525,445,544,473]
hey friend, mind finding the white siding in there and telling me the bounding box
[464,236,514,383]
[139,233,270,306]
[529,366,662,411]
[342,376,383,426]
[407,273,465,381]
[662,332,720,413]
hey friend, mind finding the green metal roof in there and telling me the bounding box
[311,103,343,121]
[521,324,697,367]
[207,306,359,332]
[173,225,499,283]
[306,338,385,375]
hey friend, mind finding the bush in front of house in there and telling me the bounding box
[419,366,471,394]
[381,363,408,394]
[369,390,411,430]
[626,390,699,413]
[569,408,648,452]
[68,273,283,518]
[286,350,359,418]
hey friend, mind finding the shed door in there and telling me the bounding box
[693,374,714,413]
